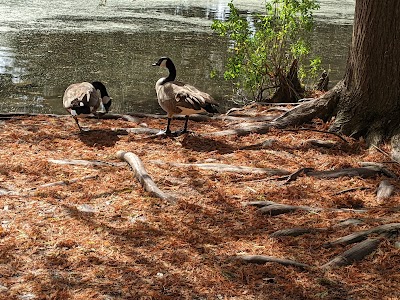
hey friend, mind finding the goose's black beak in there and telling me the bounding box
[152,62,159,66]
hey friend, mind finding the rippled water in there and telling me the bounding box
[0,0,355,114]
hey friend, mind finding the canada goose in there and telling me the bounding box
[152,57,218,135]
[62,81,112,132]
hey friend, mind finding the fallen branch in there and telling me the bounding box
[116,151,176,203]
[237,255,310,269]
[149,160,290,176]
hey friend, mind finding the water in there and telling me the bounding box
[0,0,355,114]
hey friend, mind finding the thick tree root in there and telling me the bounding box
[376,180,395,203]
[116,151,176,203]
[48,158,124,167]
[277,165,395,183]
[322,238,381,269]
[244,200,367,216]
[236,255,311,269]
[270,227,326,237]
[150,160,290,176]
[323,223,400,248]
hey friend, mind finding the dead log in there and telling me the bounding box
[237,255,310,269]
[322,238,381,269]
[116,151,176,203]
[323,223,400,248]
[149,160,290,176]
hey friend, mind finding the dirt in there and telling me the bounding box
[0,108,399,300]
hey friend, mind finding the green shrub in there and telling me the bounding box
[212,0,320,103]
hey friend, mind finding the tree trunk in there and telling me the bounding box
[275,1,400,147]
[329,1,400,144]
[270,59,305,103]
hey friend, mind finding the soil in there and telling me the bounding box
[0,106,399,300]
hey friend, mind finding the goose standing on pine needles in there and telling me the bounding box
[62,81,112,132]
[152,57,219,135]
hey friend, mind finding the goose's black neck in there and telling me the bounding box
[164,59,176,83]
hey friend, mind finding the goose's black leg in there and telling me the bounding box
[175,116,190,136]
[73,116,84,132]
[165,117,172,135]
[182,115,189,133]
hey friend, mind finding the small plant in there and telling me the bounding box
[212,0,321,103]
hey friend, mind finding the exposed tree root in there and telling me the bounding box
[277,165,395,182]
[29,175,99,190]
[322,238,382,269]
[270,227,326,237]
[244,200,367,216]
[236,255,311,269]
[376,180,395,203]
[333,187,370,196]
[149,160,290,176]
[323,223,400,248]
[116,151,176,203]
[48,158,124,167]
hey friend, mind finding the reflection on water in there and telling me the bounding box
[0,0,355,114]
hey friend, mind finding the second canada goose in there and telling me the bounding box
[62,81,112,132]
[152,57,218,135]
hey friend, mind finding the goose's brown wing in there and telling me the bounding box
[63,82,100,110]
[172,81,218,110]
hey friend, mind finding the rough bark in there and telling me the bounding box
[237,255,310,269]
[273,2,400,145]
[270,59,305,103]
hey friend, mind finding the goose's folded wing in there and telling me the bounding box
[173,83,218,109]
[63,82,96,108]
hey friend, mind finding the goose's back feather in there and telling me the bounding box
[156,80,218,116]
[63,82,100,113]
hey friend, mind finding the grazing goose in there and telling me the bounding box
[152,57,218,135]
[62,81,112,132]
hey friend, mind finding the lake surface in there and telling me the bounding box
[0,0,355,114]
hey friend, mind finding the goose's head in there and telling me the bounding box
[92,81,112,112]
[152,57,176,82]
[152,57,170,68]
